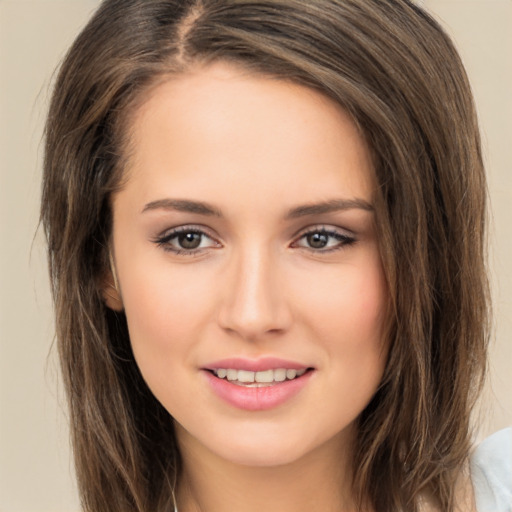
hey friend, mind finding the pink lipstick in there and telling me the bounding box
[202,357,314,411]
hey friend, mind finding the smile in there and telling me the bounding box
[212,368,307,387]
[204,361,314,411]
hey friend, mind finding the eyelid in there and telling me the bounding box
[152,224,222,254]
[291,224,354,239]
[291,224,356,251]
[151,223,356,256]
[156,224,217,239]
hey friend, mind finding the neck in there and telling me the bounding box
[175,424,359,512]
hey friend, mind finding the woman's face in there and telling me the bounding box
[109,62,388,467]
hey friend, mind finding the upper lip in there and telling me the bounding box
[203,357,312,372]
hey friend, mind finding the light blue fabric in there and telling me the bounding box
[470,427,512,512]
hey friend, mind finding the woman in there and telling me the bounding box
[41,1,500,511]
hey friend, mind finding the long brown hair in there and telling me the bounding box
[41,1,489,510]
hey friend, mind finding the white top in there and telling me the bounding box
[470,427,512,512]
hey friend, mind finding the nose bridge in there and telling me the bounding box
[218,242,290,339]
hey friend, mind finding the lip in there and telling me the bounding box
[203,357,310,372]
[202,357,314,411]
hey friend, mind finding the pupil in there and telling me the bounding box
[179,232,201,249]
[308,232,328,248]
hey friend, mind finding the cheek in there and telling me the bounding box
[323,273,388,417]
[119,263,221,415]
[297,260,387,343]
[294,254,389,392]
[119,260,216,367]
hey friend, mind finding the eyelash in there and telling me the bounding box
[292,227,356,253]
[153,226,219,256]
[153,225,356,256]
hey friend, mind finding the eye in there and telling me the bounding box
[153,226,220,254]
[292,227,356,252]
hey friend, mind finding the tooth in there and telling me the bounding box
[255,369,274,383]
[274,368,286,382]
[237,370,255,383]
[220,367,306,384]
[286,369,297,380]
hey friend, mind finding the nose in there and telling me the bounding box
[217,246,292,341]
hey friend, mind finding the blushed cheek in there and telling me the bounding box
[122,264,218,360]
[307,266,385,328]
[357,276,388,340]
[350,251,388,332]
[121,274,207,406]
[353,274,388,358]
[307,265,388,370]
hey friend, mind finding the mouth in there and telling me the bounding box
[202,360,315,411]
[208,367,311,387]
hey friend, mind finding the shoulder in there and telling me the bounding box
[470,427,512,512]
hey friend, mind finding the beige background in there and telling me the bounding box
[0,1,510,510]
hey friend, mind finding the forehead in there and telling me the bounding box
[120,61,375,213]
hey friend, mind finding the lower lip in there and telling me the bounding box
[203,370,313,411]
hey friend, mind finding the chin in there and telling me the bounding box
[211,438,309,468]
[180,418,350,469]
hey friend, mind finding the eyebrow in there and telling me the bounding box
[142,199,222,216]
[284,198,374,219]
[141,197,374,218]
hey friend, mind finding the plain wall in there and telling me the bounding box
[0,1,510,510]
